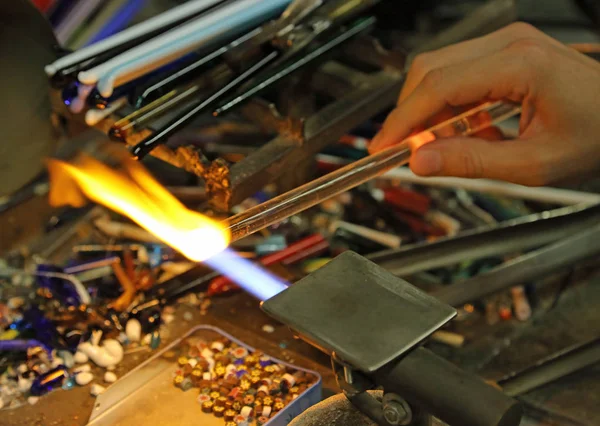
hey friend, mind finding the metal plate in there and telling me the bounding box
[0,0,59,197]
[262,251,456,373]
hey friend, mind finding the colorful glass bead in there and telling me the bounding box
[197,393,211,403]
[191,369,203,385]
[259,359,272,368]
[232,401,242,412]
[211,341,225,352]
[215,366,226,377]
[273,401,285,412]
[240,406,253,419]
[257,416,269,425]
[240,379,251,391]
[228,386,241,400]
[30,366,69,396]
[263,396,273,407]
[232,347,248,359]
[224,409,237,421]
[216,396,228,407]
[173,375,184,387]
[210,391,221,400]
[282,373,296,386]
[257,385,269,398]
[180,377,193,391]
[201,401,214,413]
[243,394,255,405]
[213,405,225,417]
[177,357,188,367]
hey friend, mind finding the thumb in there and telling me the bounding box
[409,137,549,186]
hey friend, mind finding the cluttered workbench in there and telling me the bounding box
[2,0,600,425]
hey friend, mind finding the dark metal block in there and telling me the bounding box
[262,251,456,372]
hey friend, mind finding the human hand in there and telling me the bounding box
[369,22,600,186]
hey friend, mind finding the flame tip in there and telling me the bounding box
[47,150,230,262]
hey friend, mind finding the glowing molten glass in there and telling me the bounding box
[47,152,230,262]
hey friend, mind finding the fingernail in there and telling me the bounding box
[412,148,442,175]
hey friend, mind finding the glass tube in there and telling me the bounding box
[109,86,198,141]
[225,101,522,242]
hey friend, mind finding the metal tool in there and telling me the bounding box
[432,222,600,307]
[498,337,600,397]
[366,203,600,277]
[262,252,523,426]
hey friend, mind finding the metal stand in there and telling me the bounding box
[262,252,523,426]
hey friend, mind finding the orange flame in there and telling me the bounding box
[47,152,230,262]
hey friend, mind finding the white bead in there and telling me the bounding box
[125,319,142,343]
[16,364,28,374]
[210,341,224,352]
[201,348,214,359]
[51,357,64,369]
[202,372,212,380]
[74,351,89,364]
[261,324,275,333]
[240,406,253,418]
[188,359,198,368]
[58,351,75,368]
[103,339,124,365]
[282,373,296,386]
[90,384,106,396]
[104,372,117,383]
[206,358,215,372]
[18,377,32,393]
[76,372,94,386]
[27,396,39,405]
[262,406,272,417]
[73,364,91,373]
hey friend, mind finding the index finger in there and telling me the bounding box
[370,40,549,152]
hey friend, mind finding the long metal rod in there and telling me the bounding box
[366,203,600,277]
[498,337,600,397]
[432,222,600,306]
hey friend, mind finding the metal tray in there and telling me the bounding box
[87,325,322,425]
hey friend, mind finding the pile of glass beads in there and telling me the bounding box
[173,337,316,426]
